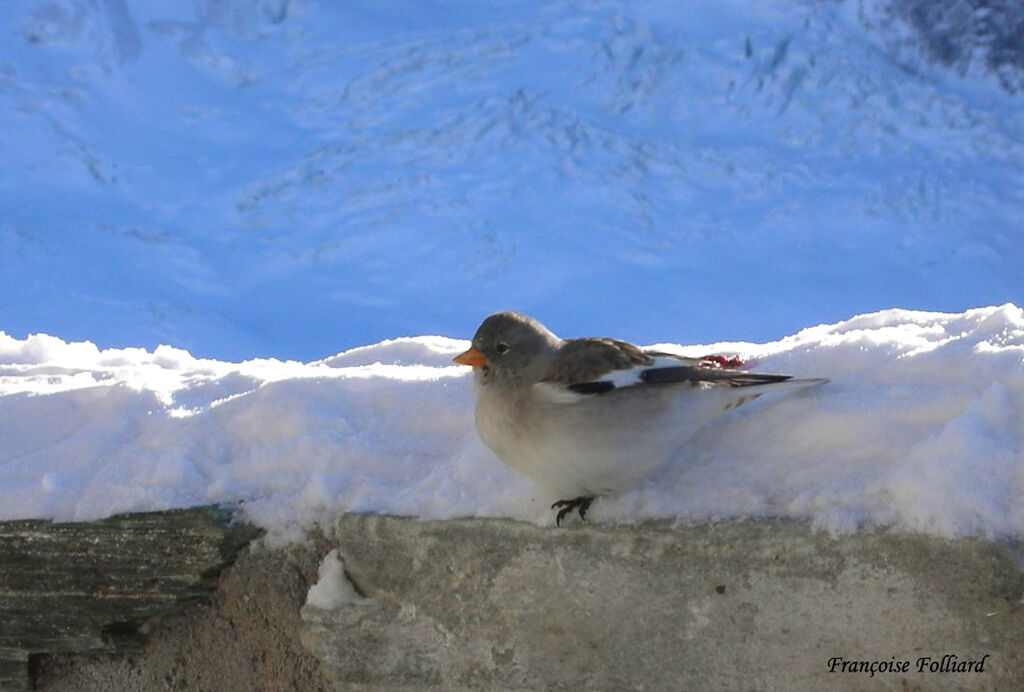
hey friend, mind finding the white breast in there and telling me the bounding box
[473,378,724,499]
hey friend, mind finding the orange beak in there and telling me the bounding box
[453,346,488,367]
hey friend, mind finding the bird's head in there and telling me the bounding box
[453,311,561,385]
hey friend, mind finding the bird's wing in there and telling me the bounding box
[535,337,787,402]
[540,338,655,385]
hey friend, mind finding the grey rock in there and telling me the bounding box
[303,515,1024,691]
[35,539,328,692]
[31,514,1024,691]
[0,506,257,691]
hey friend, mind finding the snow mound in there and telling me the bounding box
[304,549,372,610]
[1,305,1022,543]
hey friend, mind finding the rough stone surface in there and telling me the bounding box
[33,516,1024,691]
[0,654,30,692]
[35,543,330,692]
[304,516,1024,691]
[0,506,257,692]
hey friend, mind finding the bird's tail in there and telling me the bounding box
[741,376,829,391]
[723,376,828,410]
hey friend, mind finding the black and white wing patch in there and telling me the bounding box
[535,337,790,403]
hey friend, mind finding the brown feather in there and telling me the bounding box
[540,337,654,385]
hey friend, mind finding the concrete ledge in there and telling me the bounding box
[36,516,1024,691]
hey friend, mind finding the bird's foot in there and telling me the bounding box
[551,496,595,526]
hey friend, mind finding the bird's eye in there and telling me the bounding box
[495,341,510,355]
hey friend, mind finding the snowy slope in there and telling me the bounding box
[2,0,1023,360]
[2,304,1022,544]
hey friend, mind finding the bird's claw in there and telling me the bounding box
[551,496,594,526]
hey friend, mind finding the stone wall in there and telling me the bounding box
[30,515,1024,691]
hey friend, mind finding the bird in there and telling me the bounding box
[453,311,827,526]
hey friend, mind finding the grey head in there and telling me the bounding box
[462,311,563,385]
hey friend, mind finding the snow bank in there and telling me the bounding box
[2,305,1022,543]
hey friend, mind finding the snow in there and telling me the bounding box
[304,549,371,610]
[2,1,1023,361]
[2,304,1022,544]
[2,2,1023,542]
